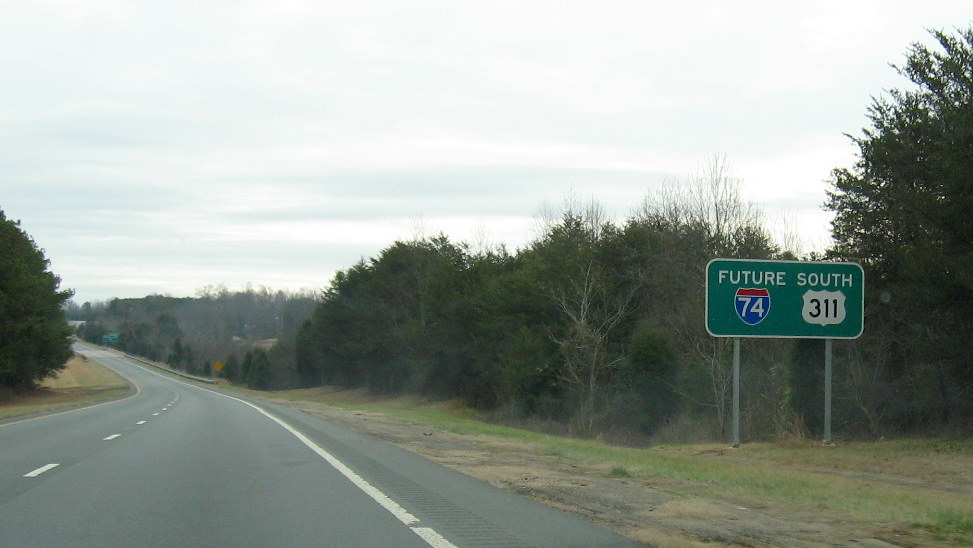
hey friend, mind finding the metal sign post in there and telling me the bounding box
[732,338,741,448]
[824,339,833,444]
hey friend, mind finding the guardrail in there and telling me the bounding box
[122,353,217,384]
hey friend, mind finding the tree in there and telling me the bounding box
[222,354,240,383]
[826,27,973,428]
[552,262,634,434]
[243,349,272,390]
[0,209,73,387]
[611,322,680,435]
[637,157,779,436]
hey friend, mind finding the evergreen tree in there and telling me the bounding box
[827,27,973,426]
[244,349,272,390]
[0,209,73,387]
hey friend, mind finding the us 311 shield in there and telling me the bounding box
[802,290,846,326]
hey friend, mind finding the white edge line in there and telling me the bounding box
[24,463,60,477]
[129,361,456,548]
[413,527,459,548]
[234,397,457,548]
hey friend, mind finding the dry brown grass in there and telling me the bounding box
[0,356,130,420]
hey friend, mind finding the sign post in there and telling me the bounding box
[732,338,741,448]
[706,259,864,445]
[824,339,833,444]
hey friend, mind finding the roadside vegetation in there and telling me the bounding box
[71,288,316,389]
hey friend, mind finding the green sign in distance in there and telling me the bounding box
[706,259,864,339]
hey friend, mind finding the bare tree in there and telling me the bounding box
[639,154,767,256]
[636,155,779,437]
[551,262,634,434]
[533,192,610,243]
[771,210,806,258]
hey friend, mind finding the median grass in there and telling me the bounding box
[0,356,130,420]
[262,385,973,544]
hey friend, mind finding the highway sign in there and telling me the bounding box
[706,259,864,339]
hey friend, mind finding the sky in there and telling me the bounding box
[2,1,970,303]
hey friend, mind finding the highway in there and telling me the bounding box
[0,342,641,547]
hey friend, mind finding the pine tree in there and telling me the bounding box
[0,209,73,387]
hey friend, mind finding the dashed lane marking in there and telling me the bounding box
[128,359,458,548]
[24,464,59,478]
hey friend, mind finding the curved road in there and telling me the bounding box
[0,343,640,547]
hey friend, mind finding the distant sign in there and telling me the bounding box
[706,259,864,339]
[102,333,119,344]
[212,361,224,373]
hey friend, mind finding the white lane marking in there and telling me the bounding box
[131,365,457,548]
[24,463,60,477]
[152,413,159,416]
[136,420,147,425]
[103,434,121,440]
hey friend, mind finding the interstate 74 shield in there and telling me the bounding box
[734,288,770,325]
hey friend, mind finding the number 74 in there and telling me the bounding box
[737,296,766,317]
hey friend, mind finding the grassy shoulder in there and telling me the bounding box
[0,356,131,420]
[249,385,973,546]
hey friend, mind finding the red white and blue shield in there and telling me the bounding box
[735,288,771,326]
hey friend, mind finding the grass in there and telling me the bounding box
[608,465,632,478]
[0,356,131,420]
[256,385,973,543]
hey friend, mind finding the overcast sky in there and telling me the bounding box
[2,1,970,303]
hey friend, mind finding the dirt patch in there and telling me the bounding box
[262,397,955,547]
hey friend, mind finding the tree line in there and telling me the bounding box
[71,286,316,389]
[296,162,803,440]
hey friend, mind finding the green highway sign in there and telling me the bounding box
[706,259,864,339]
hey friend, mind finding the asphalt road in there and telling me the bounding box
[0,343,641,547]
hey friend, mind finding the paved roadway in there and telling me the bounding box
[0,342,641,547]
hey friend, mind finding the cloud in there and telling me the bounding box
[3,0,970,301]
